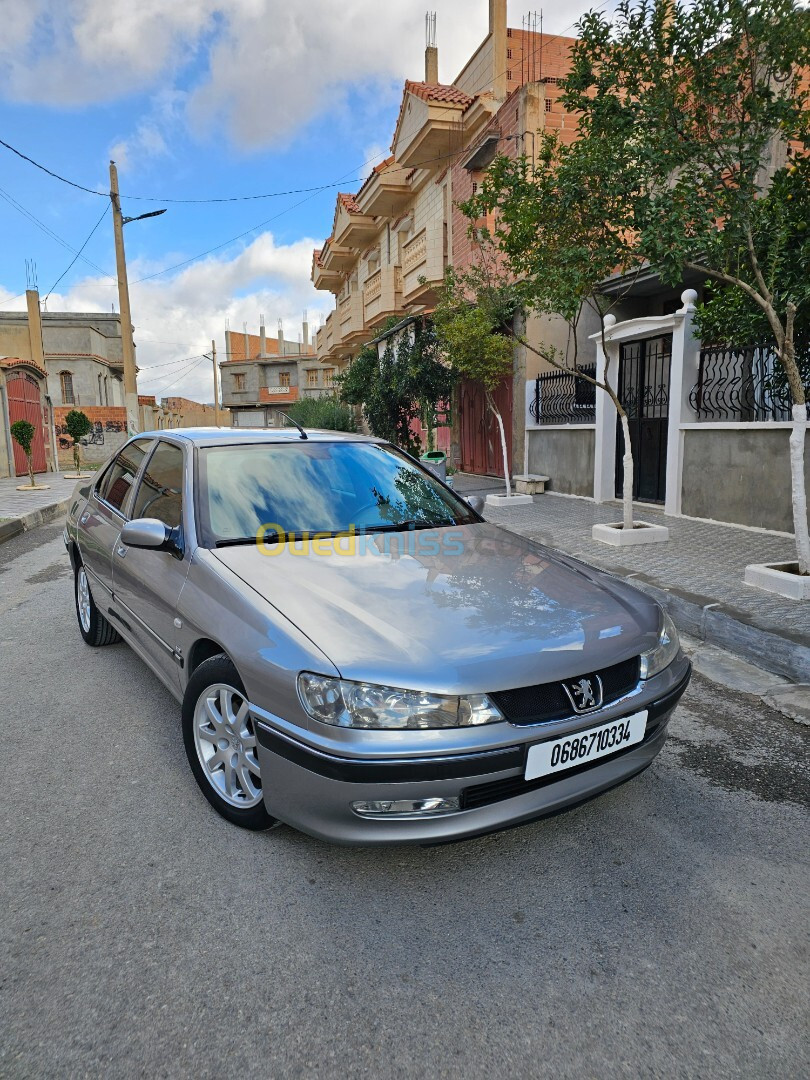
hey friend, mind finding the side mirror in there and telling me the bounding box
[465,495,485,515]
[120,517,170,549]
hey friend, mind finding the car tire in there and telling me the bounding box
[182,654,274,831]
[75,563,122,647]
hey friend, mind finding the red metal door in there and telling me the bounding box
[458,376,513,477]
[7,372,48,476]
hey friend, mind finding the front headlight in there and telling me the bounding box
[297,673,504,730]
[639,610,680,679]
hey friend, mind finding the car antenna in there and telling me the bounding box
[280,412,308,440]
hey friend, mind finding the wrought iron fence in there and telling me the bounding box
[530,363,596,425]
[690,343,809,421]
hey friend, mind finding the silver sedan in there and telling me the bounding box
[64,428,690,844]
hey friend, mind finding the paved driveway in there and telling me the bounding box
[1,525,808,1078]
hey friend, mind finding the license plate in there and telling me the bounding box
[525,710,648,781]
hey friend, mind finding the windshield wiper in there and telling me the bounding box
[215,535,277,547]
[358,519,455,534]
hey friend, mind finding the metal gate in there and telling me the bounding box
[7,371,48,476]
[615,335,671,504]
[458,376,513,478]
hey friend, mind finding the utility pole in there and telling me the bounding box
[110,161,139,436]
[211,339,222,425]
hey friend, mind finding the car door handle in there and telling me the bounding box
[80,512,90,524]
[116,545,127,558]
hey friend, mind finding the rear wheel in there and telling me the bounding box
[182,654,273,830]
[75,563,121,646]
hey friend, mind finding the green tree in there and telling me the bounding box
[462,127,646,521]
[433,264,519,497]
[10,419,39,488]
[64,409,92,475]
[557,0,810,569]
[336,318,454,456]
[470,0,810,565]
[285,394,356,432]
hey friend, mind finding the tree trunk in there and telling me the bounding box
[487,394,511,498]
[618,411,634,530]
[789,403,810,575]
[27,451,35,489]
[73,440,81,475]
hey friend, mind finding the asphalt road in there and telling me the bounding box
[1,525,808,1079]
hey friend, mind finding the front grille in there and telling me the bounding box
[489,656,640,726]
[460,716,663,810]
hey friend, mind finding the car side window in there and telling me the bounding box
[131,442,184,529]
[96,439,152,516]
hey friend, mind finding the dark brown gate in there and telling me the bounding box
[458,376,513,478]
[615,335,671,504]
[7,371,48,476]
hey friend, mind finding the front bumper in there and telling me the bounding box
[255,659,691,845]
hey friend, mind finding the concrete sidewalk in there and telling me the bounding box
[0,472,79,544]
[453,472,810,683]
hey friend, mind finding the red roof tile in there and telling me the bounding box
[404,81,474,106]
[337,192,361,214]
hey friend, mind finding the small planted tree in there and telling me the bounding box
[462,125,647,524]
[10,420,41,489]
[64,409,92,476]
[285,394,357,432]
[433,265,519,497]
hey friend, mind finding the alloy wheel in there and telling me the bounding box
[77,566,92,633]
[193,683,263,809]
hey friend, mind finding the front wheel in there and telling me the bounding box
[182,655,274,830]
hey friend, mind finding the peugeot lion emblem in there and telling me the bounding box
[563,675,603,713]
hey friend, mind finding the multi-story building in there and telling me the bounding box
[220,316,337,428]
[0,291,130,475]
[311,0,579,475]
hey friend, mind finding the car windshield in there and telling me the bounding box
[196,441,477,546]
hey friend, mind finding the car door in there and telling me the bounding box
[111,439,190,692]
[78,438,154,606]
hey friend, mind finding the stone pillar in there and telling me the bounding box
[593,315,619,504]
[664,289,699,517]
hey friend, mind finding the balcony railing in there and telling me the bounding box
[530,365,596,425]
[401,226,446,301]
[362,264,405,327]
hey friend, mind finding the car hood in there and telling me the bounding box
[212,521,660,694]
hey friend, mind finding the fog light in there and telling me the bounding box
[351,796,460,818]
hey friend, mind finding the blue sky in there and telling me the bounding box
[0,1,595,402]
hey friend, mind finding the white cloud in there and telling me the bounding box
[1,229,334,404]
[0,1,497,148]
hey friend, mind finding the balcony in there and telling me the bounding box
[312,248,343,292]
[333,196,378,249]
[355,159,411,217]
[363,264,405,328]
[337,291,365,347]
[319,237,355,274]
[401,225,447,304]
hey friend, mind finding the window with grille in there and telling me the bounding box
[60,371,74,405]
[234,373,246,391]
[279,371,290,387]
[307,370,318,386]
[324,368,335,387]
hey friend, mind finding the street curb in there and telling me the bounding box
[0,498,71,546]
[608,571,810,685]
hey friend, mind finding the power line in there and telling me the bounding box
[0,291,27,308]
[145,354,209,394]
[0,137,105,197]
[43,204,110,301]
[138,352,207,372]
[0,184,115,282]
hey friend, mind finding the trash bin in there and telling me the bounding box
[420,450,447,482]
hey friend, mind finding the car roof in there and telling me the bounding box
[136,427,383,448]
